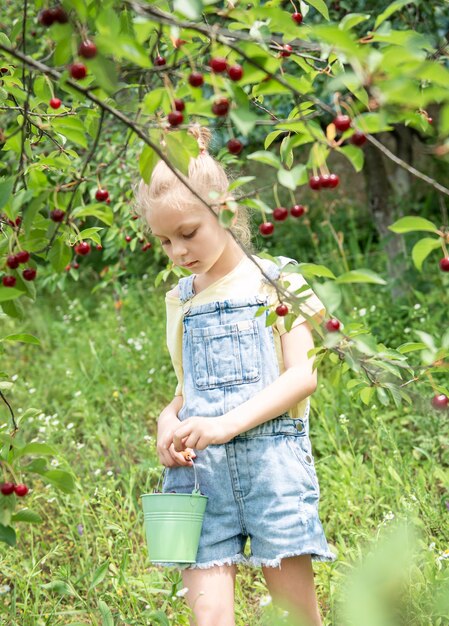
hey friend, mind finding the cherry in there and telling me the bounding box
[96,244,103,250]
[328,173,340,188]
[154,55,166,66]
[280,44,293,58]
[2,276,16,287]
[212,98,230,116]
[142,243,152,251]
[227,138,243,155]
[259,222,274,236]
[15,250,30,264]
[95,188,109,202]
[276,303,289,316]
[227,64,243,81]
[125,235,132,242]
[209,57,228,73]
[439,257,449,272]
[50,208,65,222]
[188,72,204,87]
[428,117,433,124]
[174,98,185,112]
[69,63,87,80]
[309,176,322,190]
[73,261,80,269]
[290,204,305,217]
[14,483,29,497]
[78,39,97,59]
[38,9,55,26]
[292,12,303,24]
[6,255,19,269]
[49,97,61,109]
[326,318,341,332]
[273,207,289,221]
[168,111,183,126]
[0,68,9,75]
[52,6,68,23]
[334,114,351,132]
[15,216,21,227]
[0,482,15,495]
[319,174,332,188]
[65,264,71,271]
[23,267,37,281]
[431,394,449,410]
[350,130,367,146]
[75,241,91,256]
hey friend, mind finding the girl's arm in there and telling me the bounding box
[172,321,319,451]
[158,394,184,423]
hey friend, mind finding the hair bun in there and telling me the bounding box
[188,124,211,152]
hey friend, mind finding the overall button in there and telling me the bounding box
[305,455,312,463]
[296,421,304,432]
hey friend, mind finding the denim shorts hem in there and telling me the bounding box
[183,553,248,570]
[248,550,337,568]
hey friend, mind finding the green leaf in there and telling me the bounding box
[89,561,110,591]
[165,131,199,176]
[229,107,259,136]
[397,342,427,354]
[264,131,284,149]
[0,523,16,547]
[98,600,114,626]
[174,0,203,19]
[388,216,437,234]
[52,117,88,149]
[72,204,114,226]
[354,112,393,134]
[41,470,76,493]
[139,145,160,184]
[0,177,14,210]
[0,287,23,303]
[305,0,329,20]
[33,76,53,102]
[411,237,441,271]
[15,442,59,459]
[239,198,273,215]
[374,0,418,29]
[1,333,40,345]
[247,151,281,169]
[48,238,72,273]
[336,269,387,285]
[12,509,43,524]
[339,13,370,30]
[295,263,336,279]
[360,386,375,405]
[228,176,255,191]
[338,145,364,172]
[277,165,308,190]
[313,281,342,314]
[75,227,103,243]
[41,580,74,595]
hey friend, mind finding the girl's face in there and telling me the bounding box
[148,202,235,276]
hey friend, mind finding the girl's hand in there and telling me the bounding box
[157,413,196,467]
[172,416,234,452]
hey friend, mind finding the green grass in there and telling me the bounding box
[1,267,449,625]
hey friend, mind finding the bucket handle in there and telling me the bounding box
[155,458,201,494]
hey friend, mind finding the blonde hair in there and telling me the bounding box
[134,125,252,249]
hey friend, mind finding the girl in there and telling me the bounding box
[136,126,335,626]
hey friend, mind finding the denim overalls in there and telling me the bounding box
[161,256,335,569]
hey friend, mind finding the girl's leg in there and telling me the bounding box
[262,555,322,626]
[182,564,237,626]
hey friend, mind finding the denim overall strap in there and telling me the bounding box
[178,274,195,304]
[260,255,299,285]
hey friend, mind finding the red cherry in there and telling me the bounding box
[50,208,65,222]
[227,138,243,155]
[23,267,37,281]
[259,222,274,236]
[276,303,289,316]
[431,394,449,410]
[96,244,103,250]
[326,318,341,332]
[209,57,228,73]
[439,257,449,272]
[319,174,332,188]
[15,216,21,227]
[38,9,55,26]
[6,255,19,269]
[168,111,183,126]
[309,176,322,190]
[125,235,132,242]
[328,173,340,188]
[142,243,152,251]
[95,188,109,202]
[69,63,87,80]
[428,117,433,124]
[0,68,9,75]
[292,12,303,24]
[334,114,351,132]
[280,44,293,58]
[49,97,61,109]
[174,98,185,112]
[290,204,305,218]
[14,483,29,497]
[73,261,80,269]
[2,275,16,287]
[52,6,68,23]
[154,55,166,67]
[350,130,367,146]
[273,207,289,221]
[188,72,204,87]
[78,39,97,59]
[212,98,230,116]
[227,64,243,81]
[75,241,91,256]
[65,264,71,271]
[0,482,15,495]
[16,250,30,264]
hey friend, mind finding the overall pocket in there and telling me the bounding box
[285,435,320,493]
[191,319,261,389]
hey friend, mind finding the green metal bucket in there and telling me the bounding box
[141,460,208,564]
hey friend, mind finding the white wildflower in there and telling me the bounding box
[259,595,272,607]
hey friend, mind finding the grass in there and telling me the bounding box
[1,257,449,625]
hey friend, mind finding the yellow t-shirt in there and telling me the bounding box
[165,254,326,419]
